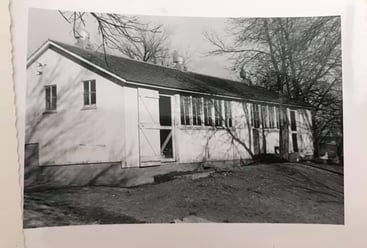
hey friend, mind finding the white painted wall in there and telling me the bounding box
[26,49,125,165]
[26,48,314,166]
[174,95,314,163]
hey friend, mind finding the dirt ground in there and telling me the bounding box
[23,163,344,228]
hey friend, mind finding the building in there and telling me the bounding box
[24,40,314,187]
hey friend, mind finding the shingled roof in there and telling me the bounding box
[32,40,310,108]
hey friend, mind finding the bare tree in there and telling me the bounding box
[115,25,172,64]
[204,17,342,159]
[58,11,163,61]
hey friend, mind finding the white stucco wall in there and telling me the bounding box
[173,95,314,163]
[26,48,314,167]
[174,96,253,163]
[26,49,125,165]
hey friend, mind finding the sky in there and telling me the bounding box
[28,8,238,80]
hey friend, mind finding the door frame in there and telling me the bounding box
[159,94,176,162]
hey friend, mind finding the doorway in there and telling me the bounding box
[137,88,175,167]
[159,95,174,160]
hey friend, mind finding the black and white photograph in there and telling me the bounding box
[24,8,344,228]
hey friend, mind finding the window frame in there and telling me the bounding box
[204,98,214,127]
[44,84,57,113]
[214,99,223,127]
[252,103,260,128]
[180,95,191,125]
[192,96,203,126]
[224,100,232,128]
[83,79,97,107]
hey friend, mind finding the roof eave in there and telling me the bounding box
[27,40,312,110]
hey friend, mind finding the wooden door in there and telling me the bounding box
[138,88,161,166]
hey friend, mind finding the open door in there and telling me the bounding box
[159,95,174,160]
[138,88,161,167]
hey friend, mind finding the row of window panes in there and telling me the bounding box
[44,80,96,111]
[251,103,280,129]
[180,96,232,128]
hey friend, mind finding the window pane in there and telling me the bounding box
[261,105,268,128]
[91,92,96,104]
[269,106,274,128]
[192,97,202,126]
[51,85,57,110]
[180,96,185,124]
[159,96,172,126]
[90,80,96,92]
[90,80,96,104]
[290,111,297,131]
[185,97,190,125]
[275,107,280,128]
[83,81,89,105]
[180,95,190,125]
[204,98,213,126]
[224,101,232,127]
[45,86,50,110]
[292,133,299,152]
[253,104,260,128]
[84,93,89,105]
[214,99,222,127]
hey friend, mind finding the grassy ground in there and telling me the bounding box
[23,163,344,228]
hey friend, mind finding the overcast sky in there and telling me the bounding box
[28,8,237,80]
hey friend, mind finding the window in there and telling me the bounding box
[269,106,275,128]
[159,95,172,126]
[45,85,57,111]
[204,98,213,126]
[180,95,232,128]
[275,106,280,128]
[83,80,96,106]
[252,104,260,128]
[192,96,202,126]
[292,133,299,152]
[290,110,297,131]
[224,101,232,127]
[180,95,190,125]
[261,105,268,128]
[214,99,223,127]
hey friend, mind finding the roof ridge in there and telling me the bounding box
[45,39,310,108]
[49,39,257,86]
[50,39,195,75]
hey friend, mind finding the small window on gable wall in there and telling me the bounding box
[83,80,96,106]
[45,85,57,111]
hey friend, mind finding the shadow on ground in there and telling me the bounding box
[23,162,344,228]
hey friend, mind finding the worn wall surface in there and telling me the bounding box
[26,48,314,168]
[26,49,125,165]
[173,95,314,163]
